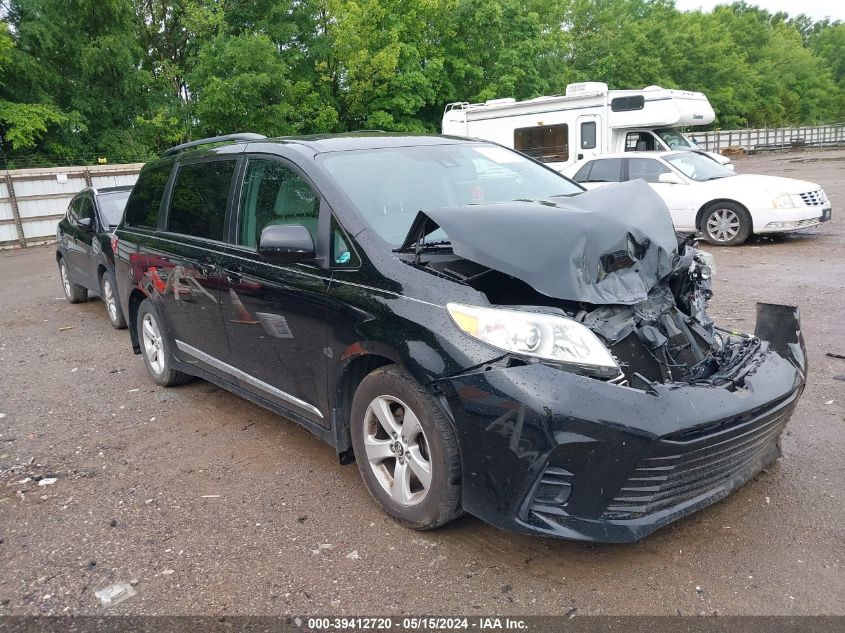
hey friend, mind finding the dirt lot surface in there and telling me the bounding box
[0,149,843,617]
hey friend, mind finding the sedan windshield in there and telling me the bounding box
[320,143,583,246]
[97,191,131,227]
[665,151,735,182]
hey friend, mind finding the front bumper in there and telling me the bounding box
[435,304,806,542]
[757,205,832,233]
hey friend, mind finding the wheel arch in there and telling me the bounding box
[332,353,396,464]
[696,198,753,232]
[126,288,149,353]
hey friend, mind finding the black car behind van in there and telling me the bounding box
[56,185,132,328]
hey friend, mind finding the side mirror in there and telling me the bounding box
[258,224,315,264]
[657,172,685,185]
[77,217,94,231]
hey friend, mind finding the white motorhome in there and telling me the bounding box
[441,82,732,172]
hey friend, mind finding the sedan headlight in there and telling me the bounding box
[447,303,619,375]
[772,192,795,209]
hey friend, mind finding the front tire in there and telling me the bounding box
[136,299,191,387]
[700,202,752,246]
[100,270,127,329]
[351,365,463,530]
[59,258,87,304]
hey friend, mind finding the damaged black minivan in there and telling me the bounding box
[114,133,807,542]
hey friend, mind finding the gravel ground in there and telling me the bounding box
[0,149,843,617]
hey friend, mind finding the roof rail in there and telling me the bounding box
[161,133,267,157]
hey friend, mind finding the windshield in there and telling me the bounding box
[320,143,583,246]
[97,191,131,227]
[654,128,696,150]
[664,151,735,182]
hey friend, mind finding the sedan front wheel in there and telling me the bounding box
[701,202,752,246]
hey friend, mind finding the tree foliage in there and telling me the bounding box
[0,0,842,165]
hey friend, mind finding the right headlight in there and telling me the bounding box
[447,303,620,376]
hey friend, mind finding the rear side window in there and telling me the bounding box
[238,159,319,248]
[581,159,622,183]
[514,124,569,163]
[124,160,174,229]
[572,163,592,182]
[167,160,237,241]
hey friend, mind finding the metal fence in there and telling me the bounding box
[0,163,143,249]
[688,123,845,154]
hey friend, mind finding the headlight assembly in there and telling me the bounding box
[772,192,795,209]
[447,303,620,376]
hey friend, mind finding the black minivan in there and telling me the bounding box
[113,133,806,542]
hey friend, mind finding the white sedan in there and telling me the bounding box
[563,151,832,245]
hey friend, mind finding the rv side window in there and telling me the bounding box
[580,122,596,150]
[514,124,569,163]
[610,96,645,112]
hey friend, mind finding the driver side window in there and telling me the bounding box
[71,195,95,228]
[238,159,319,249]
[627,158,670,183]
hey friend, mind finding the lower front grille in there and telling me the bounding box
[602,396,796,520]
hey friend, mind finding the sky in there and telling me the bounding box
[674,0,845,22]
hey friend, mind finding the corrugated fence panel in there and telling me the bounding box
[90,173,140,189]
[0,224,17,244]
[1,163,144,248]
[22,218,63,241]
[17,194,73,219]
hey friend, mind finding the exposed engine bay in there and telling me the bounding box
[420,235,764,391]
[395,181,769,391]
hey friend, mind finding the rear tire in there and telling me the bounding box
[136,299,191,387]
[351,365,463,530]
[59,258,88,304]
[100,270,127,329]
[700,202,752,246]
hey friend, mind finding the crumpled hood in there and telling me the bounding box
[405,180,680,305]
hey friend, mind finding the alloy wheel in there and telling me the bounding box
[363,395,432,506]
[706,208,741,243]
[60,262,72,298]
[141,312,165,375]
[103,278,118,323]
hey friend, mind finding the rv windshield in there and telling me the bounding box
[320,143,583,246]
[654,128,696,150]
[665,151,735,182]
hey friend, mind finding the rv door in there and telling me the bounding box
[576,114,601,165]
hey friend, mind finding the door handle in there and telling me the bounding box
[197,262,217,276]
[577,153,584,160]
[223,266,242,285]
